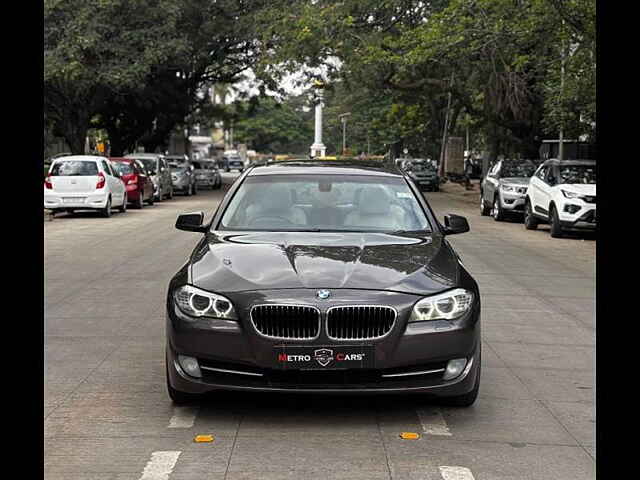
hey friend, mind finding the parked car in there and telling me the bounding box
[220,153,245,172]
[126,153,173,201]
[166,160,481,406]
[480,159,538,221]
[402,158,440,191]
[44,155,127,217]
[192,160,222,190]
[110,157,155,209]
[167,157,198,196]
[524,159,596,237]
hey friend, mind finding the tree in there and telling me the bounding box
[44,0,186,154]
[232,94,314,154]
[256,0,596,161]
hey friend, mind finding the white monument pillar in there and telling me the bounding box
[310,83,326,157]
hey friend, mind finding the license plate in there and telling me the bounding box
[63,197,84,203]
[274,345,375,370]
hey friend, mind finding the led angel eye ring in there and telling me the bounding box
[189,293,212,315]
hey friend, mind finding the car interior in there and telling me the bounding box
[222,179,430,232]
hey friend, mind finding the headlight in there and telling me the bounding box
[409,289,474,322]
[561,189,580,199]
[173,285,238,320]
[500,184,516,192]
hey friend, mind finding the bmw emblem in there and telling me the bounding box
[316,289,331,300]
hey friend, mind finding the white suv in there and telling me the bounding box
[524,159,596,237]
[44,155,127,217]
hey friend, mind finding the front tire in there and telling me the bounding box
[492,195,504,221]
[118,194,127,213]
[524,200,538,230]
[102,197,112,218]
[480,193,491,216]
[549,205,564,238]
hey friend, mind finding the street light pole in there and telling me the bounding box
[559,19,565,161]
[339,112,351,155]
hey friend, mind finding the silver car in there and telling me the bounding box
[192,160,222,190]
[126,153,173,201]
[480,159,538,221]
[168,158,198,196]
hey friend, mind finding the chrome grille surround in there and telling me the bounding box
[250,304,321,340]
[326,305,397,341]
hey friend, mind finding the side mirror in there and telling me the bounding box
[176,211,207,232]
[443,214,470,235]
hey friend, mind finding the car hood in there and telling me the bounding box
[500,177,531,185]
[558,183,596,195]
[190,231,459,295]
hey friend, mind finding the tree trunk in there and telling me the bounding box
[63,120,89,155]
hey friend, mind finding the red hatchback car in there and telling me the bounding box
[110,158,155,208]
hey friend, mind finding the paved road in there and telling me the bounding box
[44,173,595,479]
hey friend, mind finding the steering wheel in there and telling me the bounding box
[249,215,294,227]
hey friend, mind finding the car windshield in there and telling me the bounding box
[113,162,134,175]
[50,160,98,176]
[501,161,537,177]
[558,164,596,184]
[219,174,432,233]
[136,158,157,174]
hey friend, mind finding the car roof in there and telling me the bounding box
[247,160,403,177]
[51,155,104,163]
[126,153,162,158]
[544,158,596,166]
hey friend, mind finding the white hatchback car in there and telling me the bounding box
[524,159,596,237]
[44,155,127,217]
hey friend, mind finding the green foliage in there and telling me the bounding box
[258,0,596,159]
[232,95,314,154]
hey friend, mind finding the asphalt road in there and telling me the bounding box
[44,172,595,480]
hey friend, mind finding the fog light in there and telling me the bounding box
[178,355,202,378]
[443,358,467,380]
[564,204,580,214]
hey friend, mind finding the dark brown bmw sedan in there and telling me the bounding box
[166,160,481,406]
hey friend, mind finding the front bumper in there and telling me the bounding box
[413,177,438,189]
[44,191,109,209]
[196,176,216,186]
[560,207,597,230]
[166,288,480,396]
[172,178,190,189]
[499,191,526,212]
